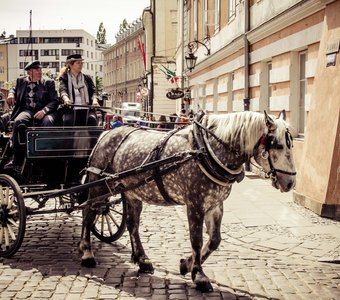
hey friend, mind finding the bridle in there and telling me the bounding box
[192,111,296,185]
[255,130,297,181]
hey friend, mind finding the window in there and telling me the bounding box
[228,0,236,20]
[19,37,37,44]
[298,51,307,137]
[40,49,59,56]
[64,37,82,45]
[268,62,272,100]
[214,0,220,32]
[193,0,198,40]
[0,51,3,60]
[202,0,208,39]
[40,37,62,43]
[19,49,38,59]
[61,49,82,56]
[0,66,4,74]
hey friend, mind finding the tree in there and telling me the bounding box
[96,75,103,93]
[96,22,107,44]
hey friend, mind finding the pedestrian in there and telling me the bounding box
[58,54,100,126]
[175,109,189,128]
[5,60,59,170]
[168,113,178,129]
[157,115,168,129]
[110,115,123,129]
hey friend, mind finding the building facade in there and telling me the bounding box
[143,0,180,116]
[6,29,102,83]
[176,0,339,219]
[102,19,145,108]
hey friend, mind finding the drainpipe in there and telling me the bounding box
[181,0,185,111]
[150,0,156,113]
[244,0,251,171]
[243,0,250,111]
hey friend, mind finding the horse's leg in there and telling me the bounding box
[126,198,154,273]
[180,203,223,274]
[180,204,213,293]
[79,204,97,267]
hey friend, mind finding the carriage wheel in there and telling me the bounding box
[0,174,26,257]
[91,193,126,243]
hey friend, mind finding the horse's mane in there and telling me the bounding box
[206,111,288,155]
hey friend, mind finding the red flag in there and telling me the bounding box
[137,37,146,71]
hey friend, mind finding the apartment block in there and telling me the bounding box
[6,29,102,82]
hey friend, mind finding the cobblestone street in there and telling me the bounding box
[0,176,339,300]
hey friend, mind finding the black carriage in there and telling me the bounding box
[0,113,127,258]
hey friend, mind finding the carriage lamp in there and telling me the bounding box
[185,39,211,72]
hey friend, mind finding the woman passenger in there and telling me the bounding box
[58,54,99,126]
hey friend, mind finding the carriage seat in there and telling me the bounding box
[26,126,103,159]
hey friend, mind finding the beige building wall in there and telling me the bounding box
[143,0,179,116]
[294,0,340,219]
[183,0,340,219]
[0,44,8,87]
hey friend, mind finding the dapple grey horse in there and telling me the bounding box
[79,111,296,292]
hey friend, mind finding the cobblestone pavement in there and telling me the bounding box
[0,176,339,300]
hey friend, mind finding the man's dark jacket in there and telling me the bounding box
[10,77,59,121]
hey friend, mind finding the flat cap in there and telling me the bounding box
[66,54,84,63]
[24,60,43,71]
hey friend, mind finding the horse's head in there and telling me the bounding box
[253,111,296,192]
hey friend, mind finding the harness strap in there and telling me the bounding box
[84,151,200,207]
[148,128,181,205]
[192,111,245,185]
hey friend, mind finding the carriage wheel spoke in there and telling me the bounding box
[100,215,104,235]
[7,224,16,240]
[8,210,18,216]
[7,195,15,209]
[0,186,4,204]
[0,227,3,245]
[4,227,9,246]
[105,215,114,235]
[108,211,120,228]
[110,209,123,216]
[8,218,18,227]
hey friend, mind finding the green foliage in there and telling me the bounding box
[3,80,16,91]
[96,75,103,93]
[96,22,107,44]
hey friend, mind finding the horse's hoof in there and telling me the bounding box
[180,258,189,275]
[81,258,97,268]
[138,261,154,274]
[195,281,213,293]
[138,256,154,274]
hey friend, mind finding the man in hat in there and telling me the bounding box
[5,60,59,170]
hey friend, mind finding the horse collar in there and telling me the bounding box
[192,112,245,185]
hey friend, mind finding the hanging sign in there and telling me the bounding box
[166,88,184,100]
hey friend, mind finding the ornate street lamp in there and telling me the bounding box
[185,39,211,72]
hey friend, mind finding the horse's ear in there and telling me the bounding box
[264,110,277,131]
[277,109,286,121]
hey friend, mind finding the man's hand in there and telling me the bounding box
[34,110,46,120]
[6,93,15,107]
[92,99,100,107]
[63,96,72,106]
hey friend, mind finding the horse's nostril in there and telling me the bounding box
[287,181,294,190]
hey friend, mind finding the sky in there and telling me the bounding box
[0,0,150,44]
